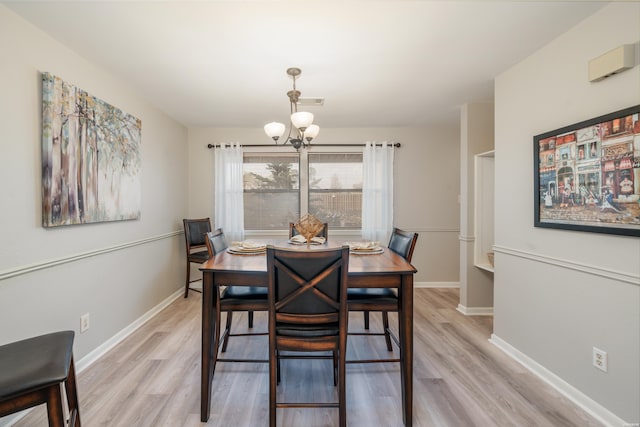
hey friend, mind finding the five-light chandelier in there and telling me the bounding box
[264,67,319,150]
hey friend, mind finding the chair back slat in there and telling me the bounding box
[276,312,340,325]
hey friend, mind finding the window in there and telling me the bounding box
[308,153,362,228]
[243,151,363,231]
[243,153,299,230]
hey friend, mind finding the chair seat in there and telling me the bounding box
[221,286,268,302]
[347,287,397,304]
[188,250,210,263]
[276,323,340,338]
[0,331,74,399]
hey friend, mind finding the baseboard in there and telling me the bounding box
[75,288,183,373]
[489,334,630,427]
[456,304,493,316]
[415,281,459,288]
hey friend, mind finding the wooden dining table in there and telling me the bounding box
[199,239,417,425]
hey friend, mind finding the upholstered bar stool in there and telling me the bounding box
[0,331,81,427]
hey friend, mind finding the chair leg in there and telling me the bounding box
[338,349,347,427]
[184,262,191,298]
[382,311,393,351]
[221,311,233,352]
[332,351,338,386]
[276,349,281,385]
[363,311,370,329]
[269,348,277,427]
[64,356,81,427]
[46,384,66,427]
[248,311,254,328]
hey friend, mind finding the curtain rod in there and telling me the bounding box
[207,142,401,149]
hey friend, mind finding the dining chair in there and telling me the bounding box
[205,229,268,356]
[0,331,81,427]
[182,217,212,298]
[266,245,349,427]
[347,228,418,353]
[288,222,329,239]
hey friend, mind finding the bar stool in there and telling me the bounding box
[0,331,81,427]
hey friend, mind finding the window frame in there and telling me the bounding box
[242,146,363,235]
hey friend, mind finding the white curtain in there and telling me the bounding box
[214,142,245,242]
[361,142,394,243]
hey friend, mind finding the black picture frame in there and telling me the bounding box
[534,105,640,237]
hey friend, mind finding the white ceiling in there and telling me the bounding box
[5,1,607,129]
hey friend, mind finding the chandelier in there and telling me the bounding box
[264,67,319,150]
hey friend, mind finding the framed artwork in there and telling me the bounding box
[534,105,640,237]
[42,73,142,227]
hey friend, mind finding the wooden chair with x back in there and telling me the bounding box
[266,245,350,427]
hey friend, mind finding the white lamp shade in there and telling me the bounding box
[291,111,314,130]
[264,122,286,139]
[304,124,319,139]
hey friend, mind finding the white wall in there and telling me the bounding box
[0,4,188,364]
[187,126,461,285]
[493,3,640,424]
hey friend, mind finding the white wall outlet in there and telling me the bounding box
[593,347,607,372]
[80,313,90,333]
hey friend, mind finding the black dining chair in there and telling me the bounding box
[347,228,418,353]
[182,217,212,298]
[266,245,349,427]
[205,229,269,357]
[0,331,81,427]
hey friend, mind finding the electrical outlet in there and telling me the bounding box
[80,313,90,333]
[593,347,607,372]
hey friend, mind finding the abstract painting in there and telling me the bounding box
[41,73,141,227]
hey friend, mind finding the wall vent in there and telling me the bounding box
[588,44,635,82]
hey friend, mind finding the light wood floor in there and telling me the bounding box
[15,288,603,427]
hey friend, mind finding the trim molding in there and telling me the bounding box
[415,281,459,288]
[489,334,629,427]
[246,227,460,237]
[404,227,459,233]
[0,230,183,282]
[75,288,183,373]
[459,234,475,242]
[456,304,493,316]
[493,245,640,286]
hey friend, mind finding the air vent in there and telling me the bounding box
[297,97,324,106]
[588,44,635,82]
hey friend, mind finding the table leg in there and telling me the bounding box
[201,272,214,422]
[399,273,413,426]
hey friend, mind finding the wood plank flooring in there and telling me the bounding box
[14,289,603,426]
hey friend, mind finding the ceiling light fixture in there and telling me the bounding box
[264,67,319,150]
